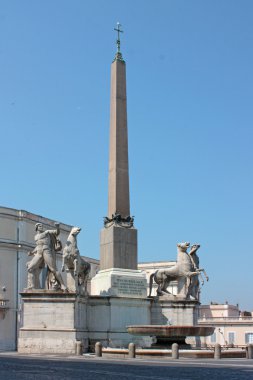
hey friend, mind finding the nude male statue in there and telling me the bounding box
[26,222,67,291]
[187,244,208,300]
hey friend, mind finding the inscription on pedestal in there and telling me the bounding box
[112,276,146,297]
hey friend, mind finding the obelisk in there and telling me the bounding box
[91,24,146,299]
[108,31,130,220]
[100,23,137,270]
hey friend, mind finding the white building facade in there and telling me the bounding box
[198,303,253,347]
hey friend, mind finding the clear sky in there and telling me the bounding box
[1,1,253,310]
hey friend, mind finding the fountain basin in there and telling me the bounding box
[127,325,214,347]
[127,325,214,337]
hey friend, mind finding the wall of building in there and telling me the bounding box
[197,303,253,347]
[200,303,240,318]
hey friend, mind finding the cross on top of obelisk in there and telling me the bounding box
[114,22,124,62]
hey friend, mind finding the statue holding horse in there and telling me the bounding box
[187,243,209,300]
[149,242,208,299]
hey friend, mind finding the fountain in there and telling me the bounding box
[127,325,214,347]
[127,243,214,348]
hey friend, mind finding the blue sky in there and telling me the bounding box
[0,1,253,310]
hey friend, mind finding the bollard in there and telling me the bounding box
[247,344,253,359]
[214,343,221,359]
[95,341,102,357]
[128,343,136,358]
[76,341,82,356]
[172,343,179,359]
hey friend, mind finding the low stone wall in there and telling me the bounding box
[101,347,246,359]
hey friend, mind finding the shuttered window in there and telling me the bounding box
[245,333,253,344]
[228,332,235,344]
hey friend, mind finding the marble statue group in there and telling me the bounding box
[26,223,90,294]
[149,242,208,300]
[26,222,208,301]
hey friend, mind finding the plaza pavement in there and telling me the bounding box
[0,352,253,379]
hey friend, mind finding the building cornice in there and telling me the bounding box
[199,318,253,326]
[0,239,34,251]
[0,206,72,232]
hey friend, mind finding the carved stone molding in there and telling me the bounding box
[103,213,134,228]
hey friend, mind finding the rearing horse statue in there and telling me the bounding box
[62,227,91,295]
[149,242,205,298]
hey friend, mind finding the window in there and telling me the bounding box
[245,333,253,344]
[210,333,216,343]
[228,332,235,345]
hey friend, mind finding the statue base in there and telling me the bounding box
[100,225,137,270]
[18,291,88,354]
[91,268,147,298]
[87,296,152,349]
[151,296,199,326]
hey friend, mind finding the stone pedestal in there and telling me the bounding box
[151,297,199,326]
[18,291,88,354]
[90,265,151,347]
[91,268,147,298]
[87,296,152,348]
[100,226,137,270]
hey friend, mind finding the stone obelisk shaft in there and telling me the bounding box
[108,58,130,218]
[99,52,137,271]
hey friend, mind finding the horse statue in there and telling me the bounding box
[62,227,91,295]
[149,242,206,298]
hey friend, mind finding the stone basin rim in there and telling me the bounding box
[126,325,215,337]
